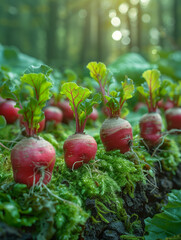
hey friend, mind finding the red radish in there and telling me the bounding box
[63,134,97,169]
[5,65,56,187]
[44,106,63,125]
[137,69,164,150]
[0,100,19,124]
[139,112,162,148]
[89,107,98,121]
[158,99,174,111]
[58,100,74,123]
[11,137,55,187]
[0,97,5,103]
[61,82,100,169]
[165,108,181,131]
[100,118,132,153]
[164,81,181,132]
[87,62,134,153]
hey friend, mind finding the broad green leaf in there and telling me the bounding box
[142,69,161,93]
[120,78,135,105]
[145,189,181,240]
[87,62,107,83]
[24,65,53,76]
[0,116,6,129]
[108,52,155,84]
[21,73,52,109]
[61,82,91,111]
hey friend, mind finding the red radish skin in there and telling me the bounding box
[58,100,74,123]
[139,112,162,149]
[0,100,19,124]
[44,106,63,125]
[100,117,133,153]
[11,137,56,187]
[63,134,97,169]
[89,107,98,121]
[165,108,181,131]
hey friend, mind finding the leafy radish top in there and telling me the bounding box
[87,61,134,118]
[1,65,53,136]
[61,82,101,133]
[167,81,181,107]
[137,69,163,113]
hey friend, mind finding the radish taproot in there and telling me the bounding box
[61,82,100,169]
[3,65,56,187]
[87,62,134,153]
[137,69,164,149]
[0,100,19,124]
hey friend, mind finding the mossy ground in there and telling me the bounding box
[0,119,181,240]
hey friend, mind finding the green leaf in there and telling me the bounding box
[108,52,155,85]
[0,116,6,129]
[87,62,107,83]
[79,93,101,122]
[61,82,91,112]
[24,65,53,76]
[64,69,77,82]
[120,78,135,105]
[145,189,181,240]
[137,84,149,99]
[142,69,161,92]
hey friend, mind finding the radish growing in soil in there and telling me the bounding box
[87,62,134,153]
[61,82,100,169]
[3,65,56,187]
[137,69,165,150]
[165,81,181,132]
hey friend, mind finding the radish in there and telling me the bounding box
[165,108,181,131]
[87,61,134,153]
[44,106,63,125]
[3,65,56,187]
[164,81,181,132]
[89,107,98,121]
[137,69,163,149]
[61,82,100,169]
[0,100,19,124]
[58,100,74,123]
[11,137,55,187]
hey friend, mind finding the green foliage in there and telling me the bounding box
[0,115,6,128]
[137,69,161,112]
[61,82,101,132]
[0,45,43,75]
[145,189,181,240]
[87,61,134,117]
[108,53,155,84]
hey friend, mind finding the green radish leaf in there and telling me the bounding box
[142,69,161,92]
[137,69,161,112]
[79,93,101,122]
[61,82,91,112]
[87,62,107,84]
[0,115,6,129]
[21,73,52,109]
[119,78,135,106]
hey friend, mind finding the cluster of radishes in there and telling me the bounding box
[1,62,181,189]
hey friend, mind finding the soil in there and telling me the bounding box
[83,163,181,240]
